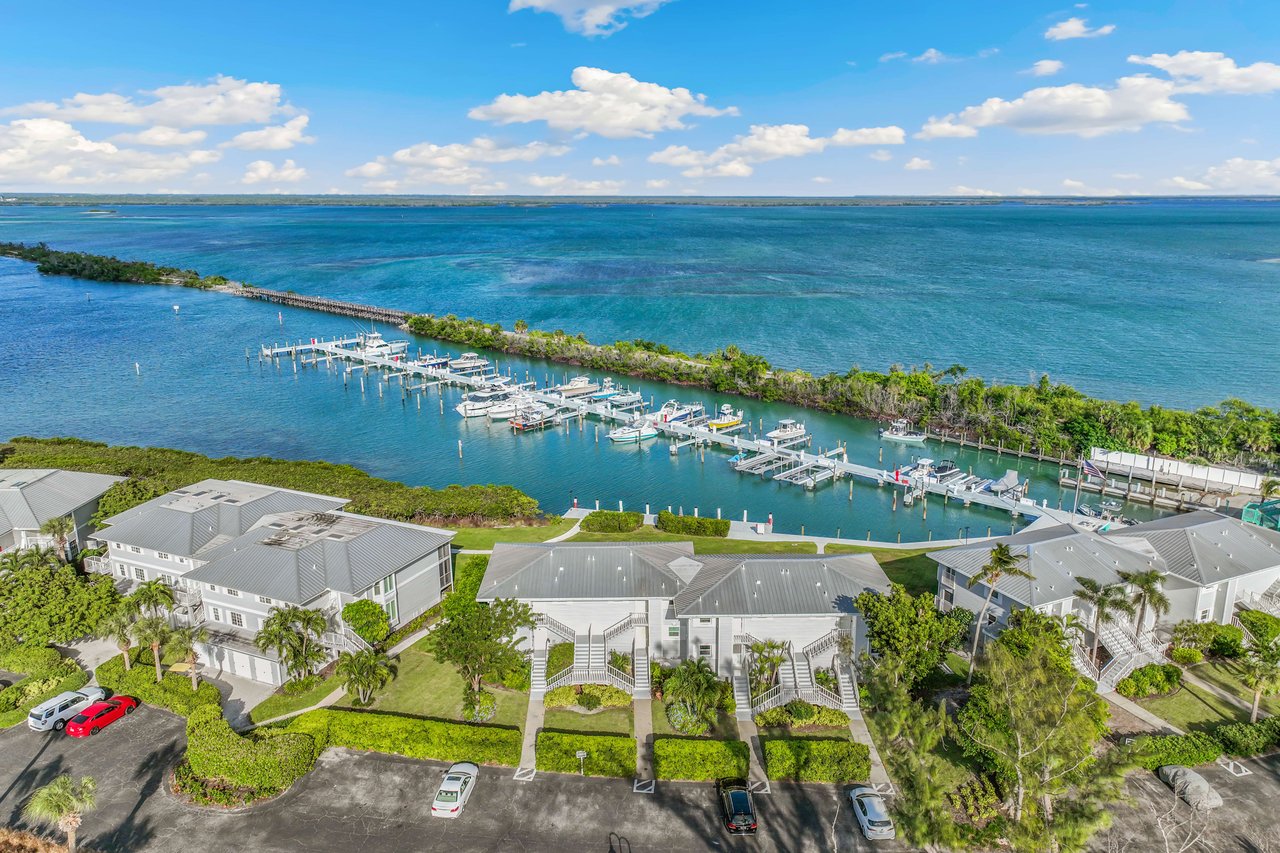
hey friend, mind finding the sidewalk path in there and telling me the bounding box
[847,709,893,790]
[1182,667,1264,719]
[634,698,654,780]
[519,697,545,772]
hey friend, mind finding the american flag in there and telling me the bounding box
[1081,459,1105,480]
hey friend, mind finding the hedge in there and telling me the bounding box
[653,737,750,780]
[579,510,643,533]
[754,701,850,729]
[1214,717,1280,758]
[94,650,221,718]
[186,705,316,794]
[544,683,633,709]
[655,510,730,538]
[286,708,523,766]
[0,645,89,728]
[535,730,636,778]
[1116,664,1182,699]
[761,737,870,783]
[1238,610,1280,646]
[1134,732,1224,770]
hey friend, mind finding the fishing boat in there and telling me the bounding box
[610,390,644,408]
[455,388,509,417]
[487,395,528,420]
[554,375,600,398]
[879,418,927,443]
[607,419,659,443]
[765,419,807,442]
[1100,498,1124,512]
[415,353,450,369]
[356,331,409,359]
[708,404,743,430]
[509,403,558,432]
[590,378,621,400]
[449,352,489,371]
[656,400,704,423]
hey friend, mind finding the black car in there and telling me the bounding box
[717,778,758,835]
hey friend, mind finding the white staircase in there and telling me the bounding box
[1079,622,1165,692]
[835,662,859,712]
[733,674,753,720]
[531,647,548,699]
[745,641,846,716]
[542,618,640,694]
[632,628,650,697]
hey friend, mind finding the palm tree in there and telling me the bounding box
[256,605,329,682]
[22,775,96,853]
[664,658,720,723]
[336,648,396,704]
[965,543,1032,684]
[167,625,209,691]
[1240,653,1280,724]
[131,616,171,683]
[1074,578,1136,666]
[130,579,175,618]
[748,639,788,694]
[38,515,76,562]
[1053,612,1087,647]
[1263,478,1280,502]
[98,604,136,672]
[18,545,60,570]
[1118,569,1170,635]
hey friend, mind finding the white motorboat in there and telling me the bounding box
[608,419,659,443]
[356,331,410,359]
[656,399,704,423]
[449,352,489,371]
[510,402,558,432]
[590,378,621,400]
[416,353,450,369]
[765,418,806,442]
[455,388,508,417]
[879,418,927,443]
[487,397,522,420]
[610,390,644,407]
[554,375,600,398]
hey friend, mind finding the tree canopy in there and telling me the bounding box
[0,561,119,646]
[855,583,972,688]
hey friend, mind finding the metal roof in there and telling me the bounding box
[1107,511,1280,586]
[0,469,122,537]
[95,479,348,558]
[673,553,890,617]
[479,542,696,601]
[187,510,454,604]
[928,524,1161,607]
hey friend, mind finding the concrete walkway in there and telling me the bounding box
[1182,667,1265,719]
[1102,691,1185,735]
[519,697,545,772]
[847,709,894,791]
[634,698,654,780]
[737,719,768,787]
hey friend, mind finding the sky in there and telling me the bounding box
[1,0,1279,196]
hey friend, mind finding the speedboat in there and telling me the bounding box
[656,400,704,423]
[356,331,410,359]
[590,378,621,400]
[765,419,806,442]
[610,390,644,407]
[487,396,526,420]
[608,419,658,443]
[455,388,508,417]
[509,403,558,432]
[449,352,489,371]
[879,418,927,443]
[554,375,600,398]
[416,353,450,369]
[708,404,743,430]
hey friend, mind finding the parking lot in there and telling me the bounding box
[0,706,909,852]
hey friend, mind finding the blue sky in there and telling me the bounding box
[1,0,1278,195]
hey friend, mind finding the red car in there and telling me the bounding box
[64,696,138,737]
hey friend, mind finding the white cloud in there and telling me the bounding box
[1128,51,1280,94]
[524,173,624,193]
[1165,175,1211,191]
[1026,60,1065,77]
[508,0,672,36]
[869,149,893,162]
[648,122,905,178]
[469,67,737,139]
[1061,178,1121,196]
[812,176,832,184]
[1045,17,1115,40]
[111,126,208,147]
[917,76,1187,139]
[1166,156,1280,192]
[1016,188,1043,196]
[0,118,221,187]
[1112,172,1142,180]
[913,48,950,64]
[223,116,314,150]
[645,178,670,189]
[469,182,509,194]
[241,158,306,185]
[592,154,621,166]
[951,185,1000,196]
[345,160,388,179]
[393,137,569,168]
[904,157,933,170]
[7,75,293,127]
[879,52,907,63]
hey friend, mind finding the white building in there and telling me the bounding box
[478,542,891,719]
[0,468,123,555]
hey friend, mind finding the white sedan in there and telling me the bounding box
[848,786,896,840]
[431,762,479,818]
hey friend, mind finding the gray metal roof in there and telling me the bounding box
[479,542,696,601]
[187,510,454,604]
[96,479,348,558]
[928,524,1162,607]
[673,553,891,617]
[0,469,122,537]
[1107,511,1280,586]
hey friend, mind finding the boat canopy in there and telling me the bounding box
[990,470,1020,494]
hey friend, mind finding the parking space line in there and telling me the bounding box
[633,778,655,794]
[513,766,537,781]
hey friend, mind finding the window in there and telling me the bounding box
[132,567,146,581]
[987,612,998,625]
[157,552,170,560]
[384,600,398,624]
[230,612,244,628]
[438,561,453,594]
[1199,609,1211,622]
[128,545,142,554]
[383,574,396,592]
[697,644,712,660]
[176,557,187,565]
[208,584,216,591]
[943,567,956,584]
[210,607,222,622]
[698,617,712,625]
[668,626,680,638]
[943,588,954,605]
[226,588,240,597]
[258,596,272,605]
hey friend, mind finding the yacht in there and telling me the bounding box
[610,390,644,408]
[416,353,450,369]
[455,388,509,417]
[487,395,527,420]
[765,419,806,442]
[590,378,621,400]
[356,331,409,359]
[879,418,927,443]
[708,404,743,430]
[656,400,704,423]
[607,419,659,443]
[554,376,600,398]
[509,403,558,432]
[449,352,489,371]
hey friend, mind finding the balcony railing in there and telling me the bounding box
[543,664,634,693]
[84,555,111,576]
[603,612,647,642]
[534,613,577,642]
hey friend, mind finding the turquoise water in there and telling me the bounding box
[3,200,1273,538]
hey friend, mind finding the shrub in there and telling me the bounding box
[94,650,221,718]
[341,600,391,645]
[762,738,870,783]
[655,510,730,538]
[786,699,816,722]
[463,689,497,723]
[667,701,711,736]
[578,692,602,711]
[172,759,278,807]
[1134,732,1223,770]
[546,642,574,678]
[0,645,89,728]
[753,702,848,730]
[1214,718,1280,757]
[1210,625,1245,658]
[579,510,643,533]
[382,604,440,649]
[1170,647,1203,666]
[536,731,636,777]
[286,708,523,766]
[1171,621,1244,658]
[485,659,530,691]
[717,680,736,718]
[653,737,750,780]
[1116,664,1182,699]
[1238,610,1280,646]
[609,651,632,675]
[186,705,316,793]
[544,683,631,709]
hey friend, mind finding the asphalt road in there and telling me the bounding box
[0,707,909,852]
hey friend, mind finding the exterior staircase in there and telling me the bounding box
[1074,622,1165,692]
[745,636,847,716]
[632,627,650,697]
[531,646,548,699]
[834,662,860,712]
[540,613,642,695]
[733,674,753,720]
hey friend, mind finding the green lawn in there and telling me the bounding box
[1138,682,1249,733]
[450,516,577,550]
[944,652,971,678]
[339,637,529,730]
[1190,661,1279,717]
[823,545,941,595]
[651,700,739,739]
[248,674,343,725]
[544,706,633,735]
[568,526,817,554]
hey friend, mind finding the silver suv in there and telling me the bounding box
[27,688,108,732]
